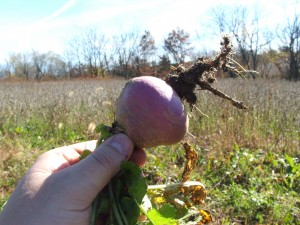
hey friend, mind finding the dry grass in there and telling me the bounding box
[0,78,299,223]
[186,79,300,156]
[0,78,298,163]
[0,79,124,125]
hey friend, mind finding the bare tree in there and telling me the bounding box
[63,48,74,79]
[103,52,113,76]
[211,6,272,78]
[46,52,67,77]
[32,50,47,80]
[66,36,84,77]
[8,52,32,79]
[131,30,156,75]
[80,28,107,77]
[139,30,156,72]
[157,54,171,76]
[31,51,66,79]
[113,31,140,78]
[7,51,67,80]
[0,64,5,78]
[278,13,300,81]
[65,28,108,78]
[0,60,12,78]
[163,27,193,64]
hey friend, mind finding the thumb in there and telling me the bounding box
[56,134,134,202]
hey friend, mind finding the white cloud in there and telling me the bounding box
[43,0,77,22]
[0,1,78,61]
[144,0,220,48]
[75,1,163,27]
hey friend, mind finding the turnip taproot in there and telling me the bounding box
[90,36,249,225]
[114,36,247,149]
[116,76,188,148]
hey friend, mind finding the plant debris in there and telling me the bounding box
[165,35,248,110]
[181,142,198,182]
[146,181,211,224]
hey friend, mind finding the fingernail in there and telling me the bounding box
[107,134,134,159]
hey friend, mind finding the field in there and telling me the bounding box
[0,78,299,224]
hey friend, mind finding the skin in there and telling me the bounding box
[0,134,146,225]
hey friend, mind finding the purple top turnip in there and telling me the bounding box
[116,76,188,148]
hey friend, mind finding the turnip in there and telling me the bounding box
[113,37,248,149]
[90,36,250,225]
[115,76,188,148]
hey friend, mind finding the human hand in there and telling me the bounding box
[0,134,146,225]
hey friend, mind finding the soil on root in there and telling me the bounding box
[164,35,248,111]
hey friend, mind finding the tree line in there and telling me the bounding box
[0,6,299,81]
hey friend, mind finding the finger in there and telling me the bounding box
[70,140,97,154]
[55,134,134,202]
[31,147,81,173]
[33,140,98,173]
[129,146,147,166]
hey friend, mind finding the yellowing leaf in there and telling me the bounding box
[182,142,198,182]
[198,209,213,224]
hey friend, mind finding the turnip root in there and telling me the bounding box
[90,36,249,225]
[116,76,188,148]
[114,36,248,148]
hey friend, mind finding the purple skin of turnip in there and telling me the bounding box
[116,76,188,148]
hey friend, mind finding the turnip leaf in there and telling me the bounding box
[120,161,147,203]
[146,204,178,225]
[96,123,112,145]
[79,149,91,160]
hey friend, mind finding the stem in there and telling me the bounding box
[147,181,206,191]
[147,184,167,190]
[115,197,129,225]
[187,130,196,139]
[134,198,157,225]
[108,181,127,225]
[228,57,259,75]
[193,105,209,118]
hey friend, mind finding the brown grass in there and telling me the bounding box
[0,78,298,153]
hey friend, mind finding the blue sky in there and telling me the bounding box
[0,0,299,62]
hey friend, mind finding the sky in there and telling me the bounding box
[0,0,299,63]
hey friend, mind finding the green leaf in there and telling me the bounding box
[120,197,140,225]
[15,126,23,134]
[158,204,177,218]
[283,211,294,224]
[146,204,178,225]
[103,161,148,225]
[285,154,295,168]
[96,124,112,146]
[79,149,92,160]
[120,161,147,203]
